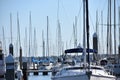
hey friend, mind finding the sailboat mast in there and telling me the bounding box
[85,0,90,69]
[17,13,21,47]
[29,12,32,62]
[34,28,37,57]
[17,12,22,69]
[57,0,59,20]
[96,11,98,34]
[101,11,104,54]
[83,0,86,68]
[73,23,75,47]
[109,0,112,57]
[114,0,116,58]
[57,21,62,56]
[107,0,110,56]
[96,11,99,55]
[119,7,120,45]
[25,28,27,57]
[57,0,62,56]
[118,7,120,63]
[10,13,13,43]
[75,16,77,47]
[73,16,77,48]
[47,16,49,57]
[42,30,45,57]
[119,27,120,45]
[9,13,14,56]
[2,27,6,55]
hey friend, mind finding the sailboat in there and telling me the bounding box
[51,0,116,80]
[51,65,116,80]
[101,0,120,76]
[51,47,116,80]
[108,1,120,76]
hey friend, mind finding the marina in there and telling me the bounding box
[0,0,120,80]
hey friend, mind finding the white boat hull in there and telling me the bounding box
[52,74,116,80]
[51,65,116,80]
[91,75,116,80]
[51,74,88,80]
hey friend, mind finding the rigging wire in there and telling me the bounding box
[89,12,95,33]
[100,0,107,12]
[77,0,83,19]
[17,12,21,47]
[57,0,59,20]
[60,0,69,21]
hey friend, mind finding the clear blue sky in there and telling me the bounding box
[0,0,120,57]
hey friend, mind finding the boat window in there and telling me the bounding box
[65,67,84,70]
[0,55,3,60]
[90,67,103,70]
[64,66,104,71]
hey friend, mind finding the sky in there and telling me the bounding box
[0,0,120,57]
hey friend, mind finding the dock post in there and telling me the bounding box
[52,69,57,76]
[22,61,28,80]
[43,71,48,75]
[5,54,15,80]
[34,71,39,75]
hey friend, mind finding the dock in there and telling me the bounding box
[27,69,52,75]
[27,69,52,73]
